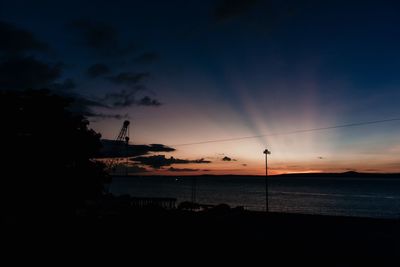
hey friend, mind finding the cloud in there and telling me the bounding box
[107,72,149,86]
[0,21,160,120]
[222,156,237,161]
[137,96,162,106]
[133,52,160,64]
[103,89,139,107]
[67,87,161,116]
[213,0,261,23]
[70,94,108,108]
[70,19,136,57]
[86,63,110,78]
[0,23,62,91]
[51,78,76,91]
[104,89,163,108]
[0,56,62,90]
[144,144,176,153]
[98,140,175,158]
[104,72,149,107]
[103,72,162,107]
[113,163,149,174]
[130,155,211,169]
[0,20,47,55]
[64,94,132,121]
[88,113,129,120]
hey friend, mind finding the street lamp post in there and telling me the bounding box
[263,149,271,213]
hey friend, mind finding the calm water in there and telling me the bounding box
[109,176,400,218]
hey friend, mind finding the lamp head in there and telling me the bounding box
[263,149,271,155]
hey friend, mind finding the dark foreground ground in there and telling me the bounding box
[4,204,399,266]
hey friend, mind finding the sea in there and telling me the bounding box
[109,175,400,219]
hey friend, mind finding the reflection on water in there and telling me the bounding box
[110,176,400,218]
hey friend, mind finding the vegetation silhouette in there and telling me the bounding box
[1,89,109,223]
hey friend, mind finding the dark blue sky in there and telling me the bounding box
[1,0,399,174]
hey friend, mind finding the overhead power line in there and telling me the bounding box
[170,117,400,147]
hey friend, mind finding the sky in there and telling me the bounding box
[1,0,399,175]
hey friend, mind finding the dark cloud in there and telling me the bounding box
[104,72,164,108]
[51,78,76,91]
[66,93,132,120]
[144,144,176,153]
[0,20,47,55]
[103,89,139,107]
[167,167,199,172]
[107,72,149,86]
[133,52,160,64]
[242,164,247,167]
[86,63,110,78]
[70,94,108,109]
[0,56,62,90]
[318,156,324,160]
[113,163,149,174]
[213,0,261,22]
[70,19,136,57]
[0,22,70,94]
[222,156,232,161]
[98,140,175,158]
[137,96,162,106]
[222,156,237,161]
[102,88,162,108]
[88,113,129,120]
[64,93,128,120]
[69,88,161,114]
[0,21,161,118]
[130,155,211,169]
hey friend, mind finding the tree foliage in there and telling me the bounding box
[1,89,109,220]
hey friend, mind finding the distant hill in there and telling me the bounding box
[273,171,400,179]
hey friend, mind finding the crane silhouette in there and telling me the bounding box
[108,120,131,176]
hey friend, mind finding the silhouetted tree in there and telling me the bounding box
[1,89,109,223]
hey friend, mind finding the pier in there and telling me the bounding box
[129,197,176,209]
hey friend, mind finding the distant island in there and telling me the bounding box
[273,171,400,179]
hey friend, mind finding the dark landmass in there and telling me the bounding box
[275,171,400,179]
[5,196,399,266]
